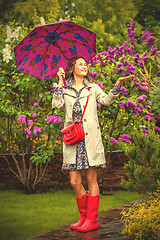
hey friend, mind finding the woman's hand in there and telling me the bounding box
[116,75,134,88]
[57,67,65,87]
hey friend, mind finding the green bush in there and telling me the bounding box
[121,120,160,194]
[121,192,160,240]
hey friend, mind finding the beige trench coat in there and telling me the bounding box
[52,83,119,166]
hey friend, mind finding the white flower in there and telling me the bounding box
[3,44,12,63]
[71,3,75,7]
[5,26,21,42]
[52,82,58,88]
[40,17,45,25]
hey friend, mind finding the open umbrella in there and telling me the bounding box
[14,20,96,82]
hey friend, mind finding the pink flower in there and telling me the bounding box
[95,81,101,86]
[45,114,62,124]
[120,134,131,143]
[17,115,26,124]
[25,128,33,138]
[32,113,38,118]
[120,85,128,96]
[33,102,40,107]
[155,126,160,133]
[99,84,104,89]
[28,120,33,128]
[137,95,147,103]
[57,135,62,140]
[33,126,41,135]
[97,103,101,109]
[109,137,119,144]
[143,129,149,134]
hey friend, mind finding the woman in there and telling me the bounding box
[52,56,134,232]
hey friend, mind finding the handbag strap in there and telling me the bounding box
[79,88,90,124]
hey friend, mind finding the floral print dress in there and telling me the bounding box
[54,78,120,171]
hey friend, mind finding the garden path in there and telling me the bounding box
[28,201,136,240]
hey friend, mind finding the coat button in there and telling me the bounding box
[84,119,87,122]
[86,132,88,135]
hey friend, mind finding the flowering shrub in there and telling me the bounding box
[89,19,160,165]
[0,17,160,191]
[121,193,160,240]
[0,21,64,193]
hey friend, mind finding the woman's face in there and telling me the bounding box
[73,58,88,77]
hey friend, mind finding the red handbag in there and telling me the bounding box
[61,88,90,145]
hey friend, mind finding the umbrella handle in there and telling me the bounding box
[62,76,67,88]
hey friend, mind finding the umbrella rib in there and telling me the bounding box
[54,42,69,62]
[41,42,53,80]
[60,36,93,50]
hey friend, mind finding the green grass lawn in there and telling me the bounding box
[0,188,143,240]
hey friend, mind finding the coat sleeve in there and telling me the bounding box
[94,84,119,106]
[52,87,64,108]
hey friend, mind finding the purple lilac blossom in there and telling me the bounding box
[126,45,134,55]
[146,36,156,47]
[28,120,33,128]
[57,135,62,140]
[119,100,125,109]
[155,126,160,133]
[156,71,160,77]
[109,137,119,144]
[137,95,147,103]
[120,85,127,96]
[17,115,26,124]
[119,134,131,143]
[133,78,149,92]
[141,30,153,41]
[124,63,136,76]
[134,53,140,63]
[127,19,137,45]
[33,102,40,107]
[90,71,97,80]
[116,66,125,74]
[25,128,33,138]
[117,62,123,68]
[141,30,155,46]
[144,114,155,122]
[138,52,149,67]
[143,129,149,134]
[114,45,125,57]
[149,45,158,57]
[155,116,160,122]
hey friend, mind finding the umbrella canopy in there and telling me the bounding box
[14,20,96,80]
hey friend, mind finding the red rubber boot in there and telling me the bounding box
[70,193,88,230]
[77,194,100,232]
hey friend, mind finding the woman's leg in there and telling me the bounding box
[77,167,100,232]
[69,170,86,198]
[86,167,99,196]
[69,170,88,230]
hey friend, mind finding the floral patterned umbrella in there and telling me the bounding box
[14,20,96,81]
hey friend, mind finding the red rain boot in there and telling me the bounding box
[77,194,100,232]
[70,193,88,230]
